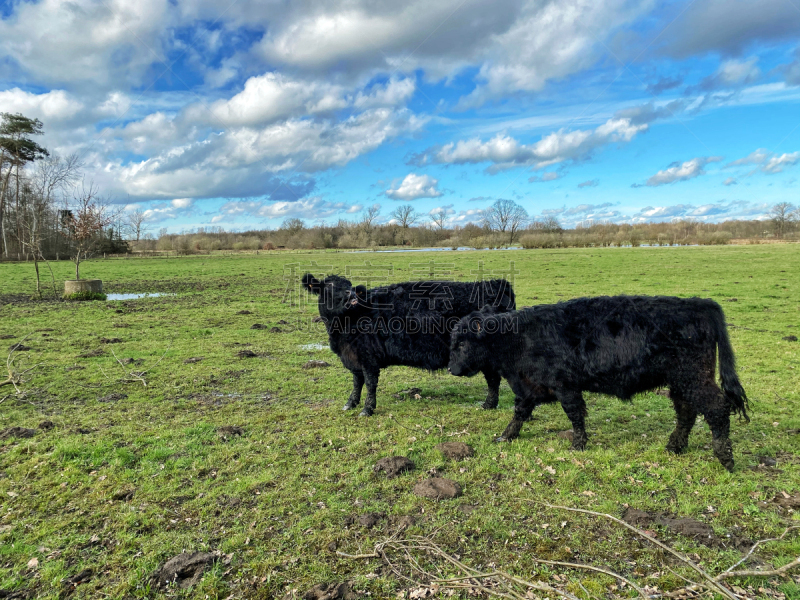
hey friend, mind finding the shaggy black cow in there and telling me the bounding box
[447,296,749,471]
[302,273,515,416]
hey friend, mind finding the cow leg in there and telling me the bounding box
[559,390,588,450]
[495,395,535,442]
[702,388,734,472]
[359,370,380,417]
[666,390,697,454]
[343,371,365,411]
[482,370,501,410]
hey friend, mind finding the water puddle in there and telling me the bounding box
[351,246,522,253]
[106,293,174,301]
[299,343,330,351]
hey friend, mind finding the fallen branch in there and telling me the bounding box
[530,558,647,599]
[2,333,40,393]
[717,556,800,580]
[536,502,737,600]
[718,526,800,577]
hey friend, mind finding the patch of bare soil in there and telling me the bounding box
[112,488,135,501]
[557,430,574,442]
[374,456,415,478]
[236,310,253,315]
[38,421,54,430]
[218,426,244,440]
[290,582,358,600]
[413,478,462,500]
[183,357,203,364]
[357,513,385,529]
[436,442,474,460]
[769,492,800,510]
[0,334,16,340]
[303,360,330,369]
[99,337,122,344]
[8,343,31,352]
[269,327,282,333]
[236,349,259,358]
[61,569,92,596]
[250,323,267,329]
[151,552,216,589]
[393,387,422,399]
[783,335,798,342]
[622,508,751,551]
[120,358,143,365]
[98,393,128,403]
[0,427,36,440]
[78,348,105,358]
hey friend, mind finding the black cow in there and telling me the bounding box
[447,296,749,471]
[302,273,515,416]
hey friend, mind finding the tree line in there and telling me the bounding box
[3,112,799,271]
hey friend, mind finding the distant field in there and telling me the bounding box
[1,245,798,599]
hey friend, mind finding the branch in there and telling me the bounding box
[535,502,738,600]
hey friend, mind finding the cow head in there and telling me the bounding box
[448,309,492,377]
[302,273,367,318]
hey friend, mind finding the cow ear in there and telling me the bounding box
[302,273,322,295]
[354,285,367,301]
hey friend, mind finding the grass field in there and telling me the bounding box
[1,245,799,600]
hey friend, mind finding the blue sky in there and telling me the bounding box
[1,0,799,232]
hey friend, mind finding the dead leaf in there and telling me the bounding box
[581,490,596,497]
[27,557,39,569]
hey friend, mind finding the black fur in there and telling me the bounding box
[448,295,748,471]
[303,273,516,416]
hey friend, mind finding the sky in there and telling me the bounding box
[1,0,799,233]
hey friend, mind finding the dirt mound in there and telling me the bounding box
[251,323,267,330]
[374,456,414,478]
[99,337,122,344]
[218,426,244,440]
[357,513,385,529]
[436,442,474,460]
[557,430,574,441]
[61,568,92,594]
[38,420,54,430]
[296,582,358,600]
[78,348,105,358]
[771,492,800,510]
[621,507,751,550]
[121,358,143,365]
[236,310,253,315]
[151,552,216,589]
[303,360,330,369]
[270,327,282,333]
[413,478,462,500]
[237,349,258,358]
[0,427,36,440]
[783,335,798,342]
[8,343,31,352]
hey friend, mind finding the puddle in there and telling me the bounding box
[106,293,174,301]
[351,246,522,253]
[300,343,330,351]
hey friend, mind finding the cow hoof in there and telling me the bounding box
[358,408,374,417]
[712,438,734,472]
[343,402,358,411]
[665,443,687,454]
[494,435,512,443]
[481,400,498,410]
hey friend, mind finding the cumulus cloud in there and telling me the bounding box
[726,149,800,174]
[723,177,738,186]
[385,173,443,200]
[216,197,362,222]
[640,156,723,187]
[416,117,647,173]
[689,57,761,93]
[629,201,770,222]
[657,0,800,58]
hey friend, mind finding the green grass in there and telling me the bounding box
[0,246,799,599]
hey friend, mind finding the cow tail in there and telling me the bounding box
[710,302,749,421]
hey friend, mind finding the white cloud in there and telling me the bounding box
[385,173,443,200]
[354,78,416,109]
[216,197,361,221]
[642,156,723,187]
[0,88,84,123]
[424,117,647,172]
[726,149,800,174]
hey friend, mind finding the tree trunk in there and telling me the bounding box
[0,165,13,257]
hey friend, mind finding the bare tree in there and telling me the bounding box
[127,208,148,242]
[429,209,448,231]
[360,205,381,232]
[64,181,117,280]
[390,204,419,229]
[483,199,529,244]
[770,202,796,238]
